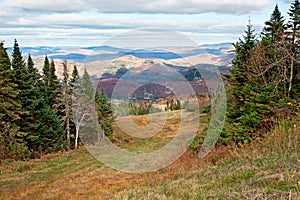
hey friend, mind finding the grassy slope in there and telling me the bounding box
[113,119,300,200]
[0,113,299,200]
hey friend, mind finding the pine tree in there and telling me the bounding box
[60,61,72,150]
[95,90,114,139]
[27,54,34,69]
[262,4,285,42]
[223,10,300,145]
[288,0,300,40]
[48,59,61,108]
[42,56,51,104]
[72,68,95,148]
[27,54,39,83]
[11,40,32,142]
[70,65,79,85]
[11,39,25,73]
[23,58,65,155]
[10,41,65,156]
[0,41,26,159]
[81,68,95,97]
[287,0,300,95]
[235,22,257,60]
[42,56,50,85]
[231,21,258,87]
[0,43,11,70]
[225,22,263,143]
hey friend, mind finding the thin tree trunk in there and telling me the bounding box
[75,126,79,149]
[66,94,70,150]
[66,111,70,150]
[288,59,294,97]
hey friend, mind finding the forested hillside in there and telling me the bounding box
[190,2,300,150]
[0,40,114,160]
[225,2,300,142]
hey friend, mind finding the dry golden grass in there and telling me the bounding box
[0,111,299,199]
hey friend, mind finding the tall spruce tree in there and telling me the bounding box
[70,65,79,85]
[11,39,26,73]
[225,22,266,143]
[10,41,65,156]
[231,21,258,87]
[223,6,300,145]
[95,90,114,139]
[65,65,80,149]
[23,58,65,155]
[81,68,95,97]
[287,0,300,95]
[42,56,50,85]
[11,40,32,139]
[0,42,26,159]
[287,0,300,57]
[60,61,72,150]
[48,59,60,108]
[72,68,96,148]
[42,56,51,104]
[27,54,34,69]
[263,4,285,42]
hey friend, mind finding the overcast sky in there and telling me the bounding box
[0,0,292,47]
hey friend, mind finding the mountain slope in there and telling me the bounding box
[0,114,299,199]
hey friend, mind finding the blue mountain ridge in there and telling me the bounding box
[5,43,234,62]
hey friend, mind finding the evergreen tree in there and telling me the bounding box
[11,40,32,142]
[11,39,25,73]
[287,0,300,96]
[60,61,72,150]
[72,68,97,148]
[23,58,65,155]
[0,42,26,159]
[230,22,258,89]
[0,43,11,70]
[95,90,114,139]
[288,0,300,46]
[223,10,300,146]
[81,68,95,98]
[66,65,80,148]
[234,22,257,63]
[27,54,34,69]
[225,23,266,143]
[42,56,50,85]
[262,4,285,42]
[48,59,61,108]
[42,56,51,104]
[10,41,65,156]
[70,65,79,85]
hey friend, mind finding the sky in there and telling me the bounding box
[0,0,292,47]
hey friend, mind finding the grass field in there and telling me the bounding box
[0,111,299,199]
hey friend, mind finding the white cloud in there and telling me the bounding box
[0,0,290,46]
[2,0,271,14]
[0,11,262,46]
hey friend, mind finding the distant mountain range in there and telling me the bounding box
[6,43,235,64]
[6,43,234,99]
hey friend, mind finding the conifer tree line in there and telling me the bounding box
[222,1,300,144]
[0,40,113,160]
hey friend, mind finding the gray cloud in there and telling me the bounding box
[0,12,249,35]
[2,0,271,14]
[0,0,278,46]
